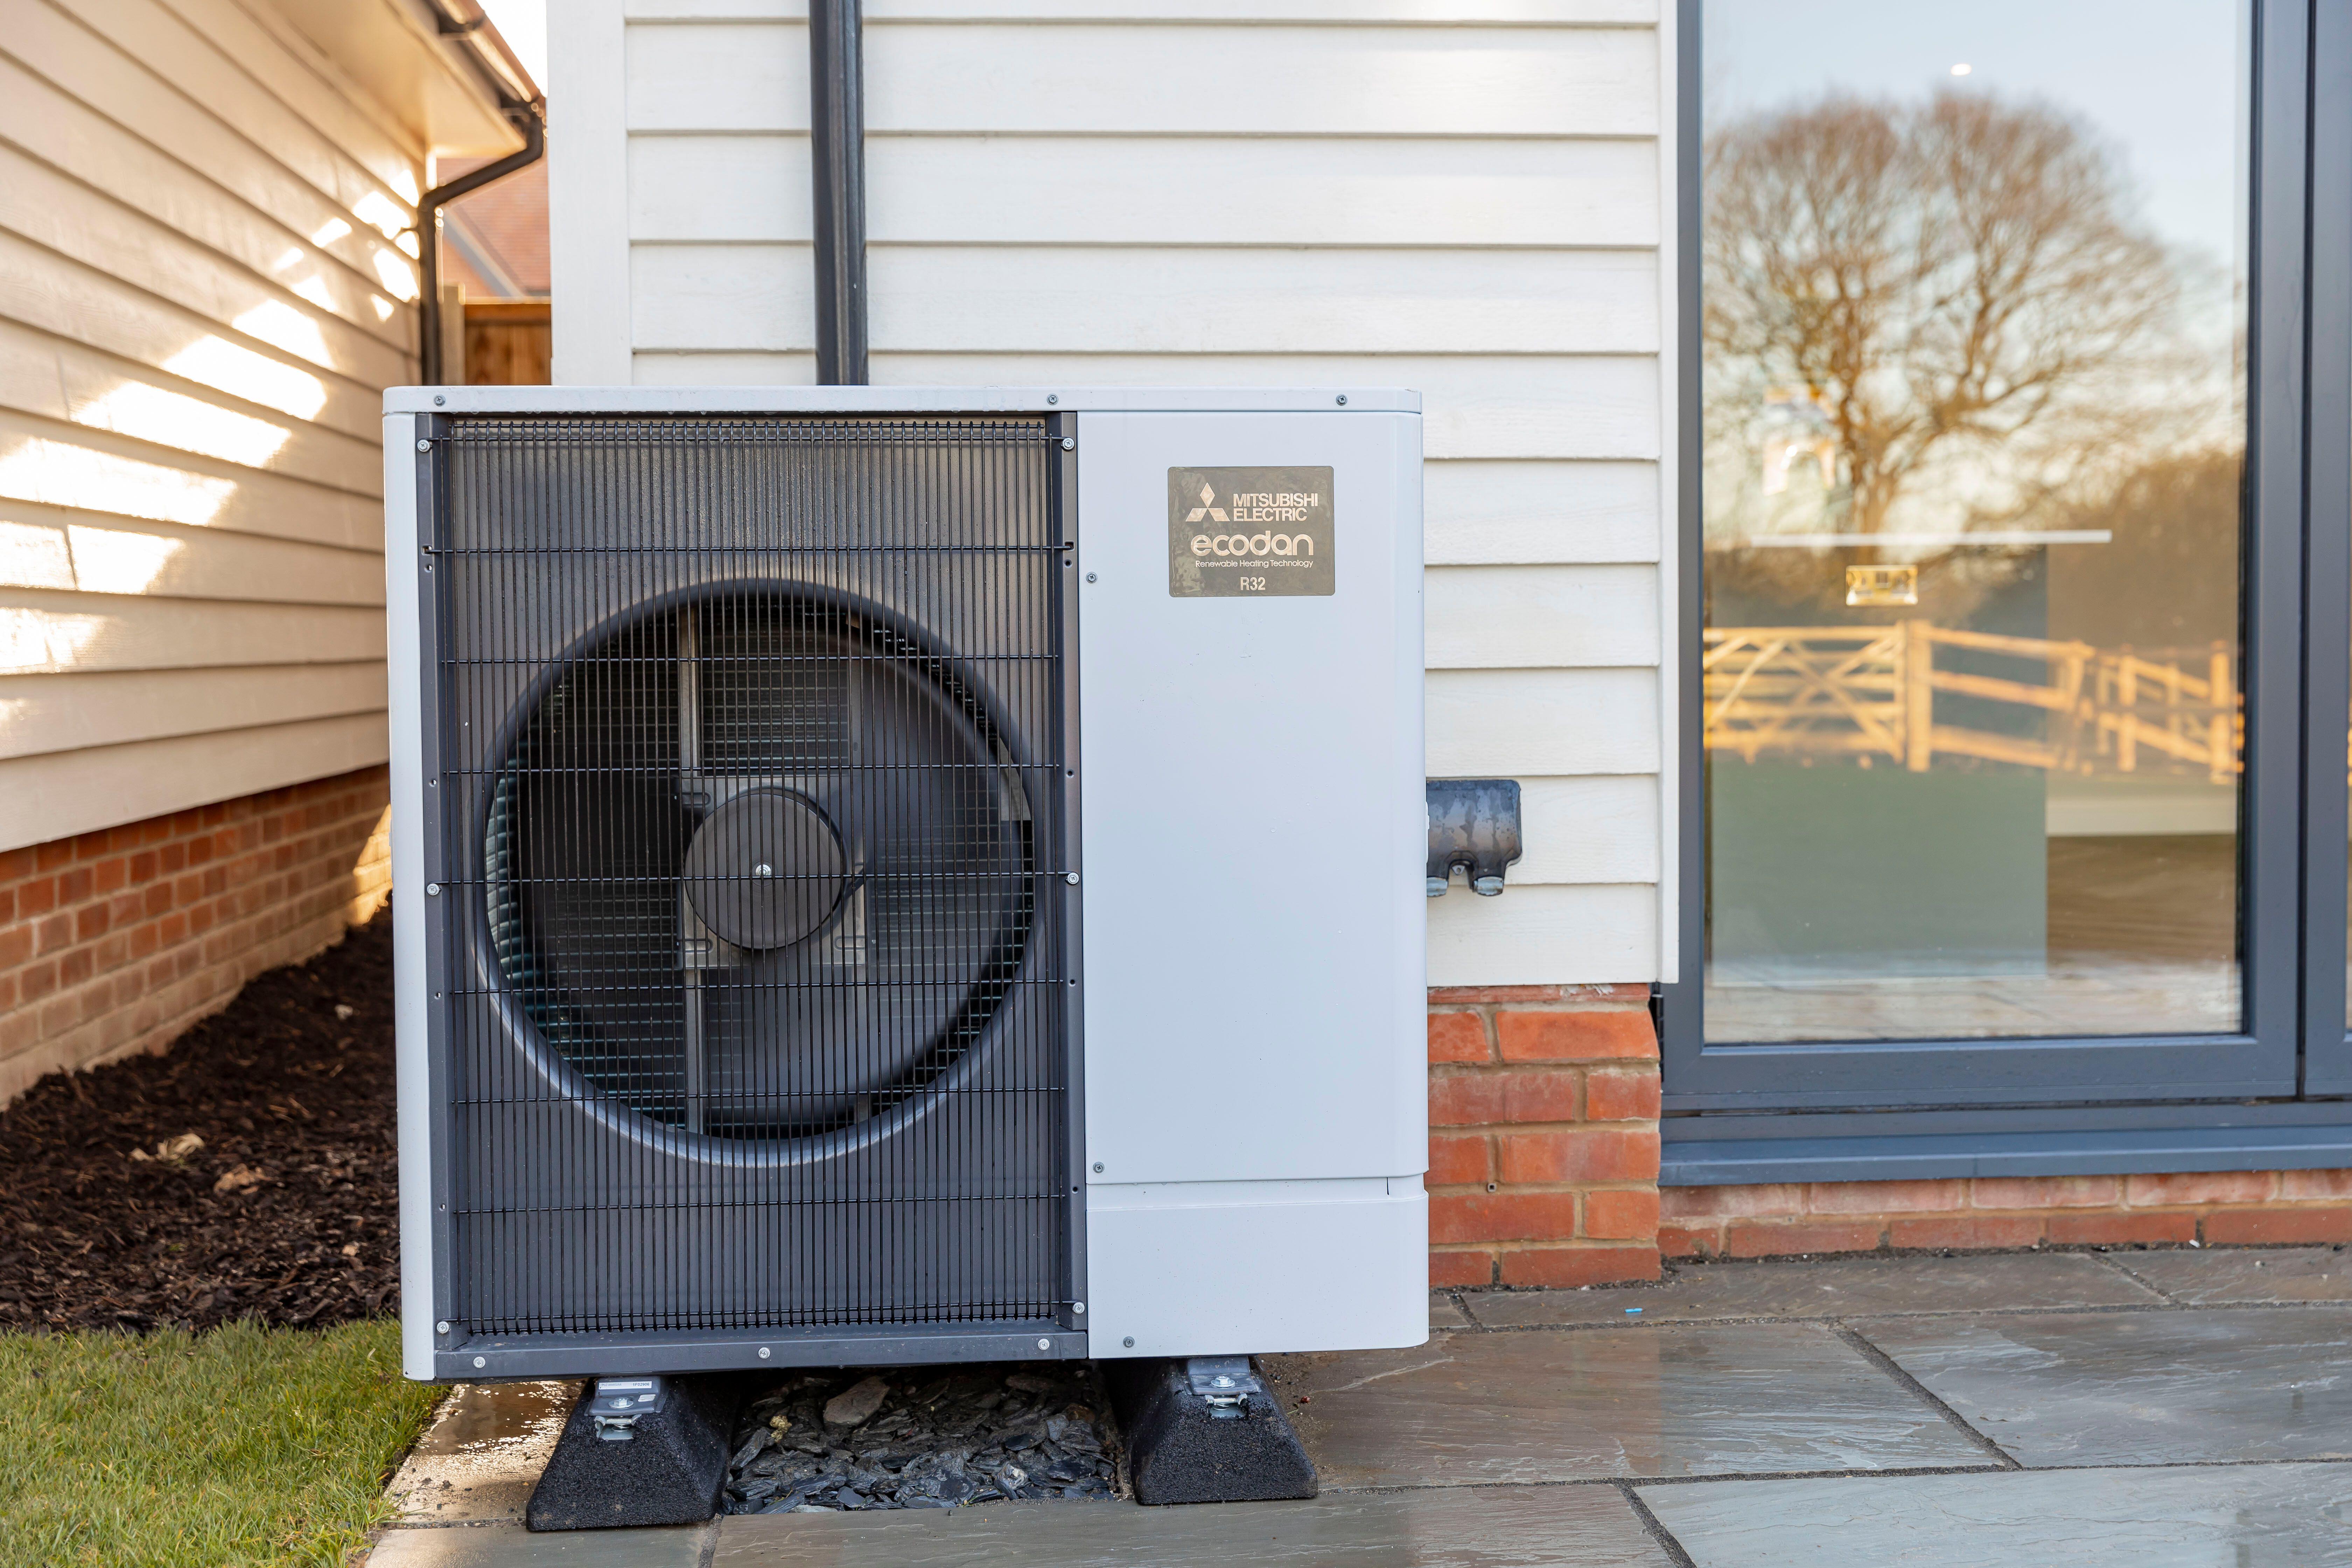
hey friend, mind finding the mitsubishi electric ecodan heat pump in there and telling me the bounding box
[384,388,1425,1381]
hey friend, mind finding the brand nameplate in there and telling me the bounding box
[1167,466,1335,597]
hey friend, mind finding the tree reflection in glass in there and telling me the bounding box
[1701,4,2249,1043]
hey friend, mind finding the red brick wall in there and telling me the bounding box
[1422,989,2352,1280]
[1426,984,1662,1288]
[0,766,391,1104]
[1664,1174,2352,1256]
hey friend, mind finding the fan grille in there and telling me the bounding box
[425,416,1072,1340]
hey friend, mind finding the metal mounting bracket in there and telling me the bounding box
[1184,1355,1265,1420]
[589,1376,668,1443]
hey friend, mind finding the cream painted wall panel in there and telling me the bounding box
[0,323,381,497]
[0,414,382,550]
[869,352,1660,460]
[865,23,1657,135]
[1505,775,1659,885]
[627,21,813,130]
[0,660,385,760]
[629,136,813,240]
[1425,667,1658,775]
[2,4,418,295]
[867,136,1657,247]
[631,351,822,383]
[869,247,1656,355]
[0,712,389,854]
[150,0,426,193]
[0,229,387,442]
[1424,563,1657,670]
[0,590,383,675]
[46,0,417,220]
[0,156,409,391]
[0,501,382,604]
[1424,460,1658,565]
[0,0,469,848]
[631,245,820,351]
[1427,881,1654,986]
[0,56,411,350]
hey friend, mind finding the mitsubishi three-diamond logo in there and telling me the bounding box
[1183,482,1228,524]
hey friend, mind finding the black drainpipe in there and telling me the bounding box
[808,0,869,385]
[416,100,546,385]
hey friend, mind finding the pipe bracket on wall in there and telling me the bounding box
[1426,779,1522,897]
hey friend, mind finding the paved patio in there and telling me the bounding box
[365,1245,2352,1566]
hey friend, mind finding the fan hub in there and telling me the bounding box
[683,789,847,951]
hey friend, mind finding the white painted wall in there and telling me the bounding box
[0,0,515,851]
[551,0,1678,986]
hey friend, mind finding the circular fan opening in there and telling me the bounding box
[483,590,1037,1144]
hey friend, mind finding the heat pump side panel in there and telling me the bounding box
[1076,409,1423,1187]
[385,412,439,1380]
[1075,408,1425,1353]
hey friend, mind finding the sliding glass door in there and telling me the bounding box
[1666,0,2312,1108]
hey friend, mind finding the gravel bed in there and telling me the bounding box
[723,1364,1121,1513]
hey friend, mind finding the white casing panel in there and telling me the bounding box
[382,411,438,1381]
[382,388,1428,1368]
[1073,409,1427,1356]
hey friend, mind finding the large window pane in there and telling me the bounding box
[1701,1,2251,1042]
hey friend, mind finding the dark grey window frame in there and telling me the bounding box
[1662,0,2343,1131]
[2304,0,2352,1095]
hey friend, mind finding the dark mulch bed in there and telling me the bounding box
[0,911,398,1332]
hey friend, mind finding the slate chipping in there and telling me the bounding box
[720,1364,1120,1514]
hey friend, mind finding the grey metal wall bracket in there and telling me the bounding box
[1427,779,1522,897]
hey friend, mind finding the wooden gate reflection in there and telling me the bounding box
[1703,625,2246,780]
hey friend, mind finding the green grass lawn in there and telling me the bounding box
[0,1320,439,1568]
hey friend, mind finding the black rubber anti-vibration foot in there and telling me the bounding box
[1103,1356,1318,1506]
[526,1374,741,1531]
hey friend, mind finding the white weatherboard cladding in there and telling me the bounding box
[557,0,1680,986]
[0,0,515,852]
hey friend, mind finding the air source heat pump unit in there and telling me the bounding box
[385,388,1425,1383]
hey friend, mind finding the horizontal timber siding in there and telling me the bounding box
[0,0,425,852]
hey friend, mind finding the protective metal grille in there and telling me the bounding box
[423,416,1072,1342]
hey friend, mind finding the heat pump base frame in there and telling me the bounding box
[440,1322,1088,1382]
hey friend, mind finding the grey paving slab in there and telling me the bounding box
[1261,1324,1989,1488]
[364,1522,708,1567]
[2118,1245,2352,1304]
[713,1488,1672,1567]
[1429,1291,1472,1330]
[1860,1308,2352,1466]
[387,1381,579,1524]
[1638,1462,2352,1568]
[1463,1252,2161,1329]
